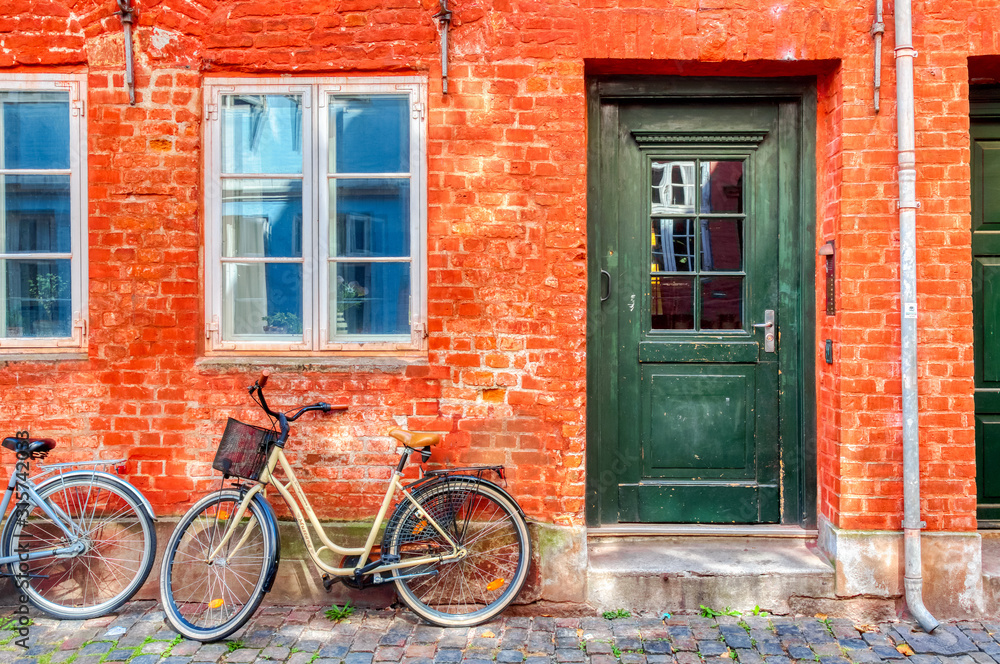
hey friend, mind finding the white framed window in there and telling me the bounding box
[0,73,88,353]
[204,77,427,355]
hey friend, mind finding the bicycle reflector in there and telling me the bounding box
[487,578,505,592]
[209,599,224,609]
[115,464,127,475]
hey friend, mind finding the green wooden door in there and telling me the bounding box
[972,111,1000,523]
[589,83,809,525]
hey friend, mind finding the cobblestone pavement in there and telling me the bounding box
[3,601,1000,664]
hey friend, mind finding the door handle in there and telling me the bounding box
[754,309,775,353]
[600,269,611,302]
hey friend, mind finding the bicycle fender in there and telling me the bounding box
[251,493,282,593]
[421,475,527,520]
[453,476,527,520]
[381,474,527,551]
[34,470,158,521]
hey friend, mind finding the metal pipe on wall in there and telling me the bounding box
[872,0,884,112]
[894,0,939,634]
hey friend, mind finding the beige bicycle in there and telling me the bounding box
[159,371,531,641]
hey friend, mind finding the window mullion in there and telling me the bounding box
[318,84,331,348]
[304,83,319,350]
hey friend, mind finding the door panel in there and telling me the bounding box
[972,114,1000,522]
[641,366,754,474]
[605,99,787,524]
[586,78,814,528]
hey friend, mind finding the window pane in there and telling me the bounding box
[331,179,410,258]
[332,262,410,336]
[651,218,696,272]
[700,161,743,213]
[700,220,743,272]
[221,95,302,174]
[3,258,72,337]
[651,161,696,215]
[1,92,70,170]
[222,179,302,258]
[650,276,694,330]
[701,276,743,330]
[3,175,72,253]
[224,263,302,337]
[329,96,409,174]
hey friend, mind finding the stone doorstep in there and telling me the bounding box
[586,536,843,617]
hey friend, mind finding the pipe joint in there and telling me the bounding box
[895,46,918,58]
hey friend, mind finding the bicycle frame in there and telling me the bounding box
[0,468,85,565]
[207,445,465,578]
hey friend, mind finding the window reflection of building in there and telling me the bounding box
[650,159,745,331]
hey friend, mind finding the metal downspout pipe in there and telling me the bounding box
[894,0,939,633]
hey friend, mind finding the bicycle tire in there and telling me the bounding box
[1,474,156,620]
[385,476,530,627]
[160,490,274,642]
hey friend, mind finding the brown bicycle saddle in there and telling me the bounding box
[389,429,441,448]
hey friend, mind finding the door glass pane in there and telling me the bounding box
[700,161,743,213]
[3,175,72,253]
[332,262,410,336]
[651,276,694,330]
[222,179,302,258]
[330,179,410,258]
[651,218,696,272]
[1,92,70,170]
[700,276,743,330]
[221,94,302,174]
[329,96,409,174]
[224,263,302,337]
[700,220,743,272]
[3,258,72,337]
[652,161,696,214]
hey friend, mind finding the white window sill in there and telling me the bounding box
[196,351,429,371]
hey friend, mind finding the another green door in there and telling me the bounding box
[972,102,1000,524]
[588,79,811,525]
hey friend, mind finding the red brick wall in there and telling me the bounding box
[0,0,989,532]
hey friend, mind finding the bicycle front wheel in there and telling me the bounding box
[386,477,531,627]
[2,474,156,620]
[160,490,274,642]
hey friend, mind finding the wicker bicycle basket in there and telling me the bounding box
[212,418,276,481]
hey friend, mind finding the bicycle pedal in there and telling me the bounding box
[321,574,338,592]
[380,554,400,564]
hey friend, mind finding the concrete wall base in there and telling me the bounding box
[818,517,984,619]
[124,519,592,609]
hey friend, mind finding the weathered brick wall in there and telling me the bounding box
[0,0,989,533]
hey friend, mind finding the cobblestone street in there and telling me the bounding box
[4,602,1000,664]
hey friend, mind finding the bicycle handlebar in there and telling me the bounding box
[248,373,347,446]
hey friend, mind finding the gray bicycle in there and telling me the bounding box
[0,433,157,619]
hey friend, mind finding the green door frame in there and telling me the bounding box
[585,76,818,528]
[970,86,1000,525]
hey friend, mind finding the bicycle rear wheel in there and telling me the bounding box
[160,490,274,642]
[1,474,156,620]
[385,477,530,627]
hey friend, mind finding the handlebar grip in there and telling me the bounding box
[319,402,349,413]
[259,370,270,388]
